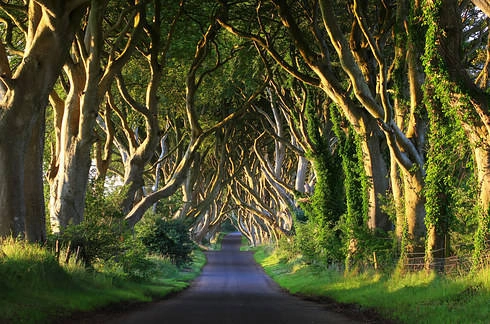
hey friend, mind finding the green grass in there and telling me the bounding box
[0,238,206,324]
[254,245,490,324]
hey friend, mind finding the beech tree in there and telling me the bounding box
[106,0,185,217]
[0,1,88,240]
[423,0,490,264]
[46,0,143,233]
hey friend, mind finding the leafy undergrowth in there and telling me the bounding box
[0,238,205,324]
[254,246,490,324]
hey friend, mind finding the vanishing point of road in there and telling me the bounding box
[105,232,362,324]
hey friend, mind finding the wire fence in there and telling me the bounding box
[402,244,490,275]
[346,240,490,276]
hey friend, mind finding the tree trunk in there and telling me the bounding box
[125,143,200,227]
[390,158,404,240]
[431,0,490,262]
[474,144,490,213]
[121,159,146,214]
[472,143,490,260]
[0,128,26,237]
[403,171,426,253]
[24,109,46,242]
[425,223,446,272]
[49,63,89,232]
[360,118,391,231]
[51,138,93,231]
[295,155,309,193]
[49,0,140,232]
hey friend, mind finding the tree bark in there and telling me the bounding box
[471,0,490,18]
[49,62,88,232]
[434,0,490,258]
[124,143,200,227]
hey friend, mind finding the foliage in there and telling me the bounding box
[304,96,345,226]
[137,213,195,266]
[424,89,476,255]
[330,104,368,228]
[473,208,490,267]
[95,238,156,282]
[289,93,346,266]
[293,219,343,265]
[330,103,377,270]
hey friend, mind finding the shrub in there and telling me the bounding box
[56,183,127,266]
[137,217,194,266]
[116,238,155,281]
[60,218,123,267]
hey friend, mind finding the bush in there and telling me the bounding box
[116,238,155,281]
[60,218,123,267]
[137,217,194,266]
[56,183,127,266]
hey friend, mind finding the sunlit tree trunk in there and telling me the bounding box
[390,160,404,240]
[94,108,114,182]
[152,134,168,213]
[359,118,390,231]
[403,172,426,252]
[49,63,88,231]
[295,154,309,193]
[392,0,428,257]
[173,160,199,220]
[474,146,490,213]
[49,0,141,232]
[470,143,490,263]
[49,1,109,232]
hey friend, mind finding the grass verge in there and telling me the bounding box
[254,245,490,324]
[0,238,206,324]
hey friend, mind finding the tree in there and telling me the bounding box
[108,0,184,217]
[0,0,88,240]
[423,0,490,265]
[47,0,143,233]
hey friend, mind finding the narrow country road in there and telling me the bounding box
[107,233,362,324]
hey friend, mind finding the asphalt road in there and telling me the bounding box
[107,232,361,324]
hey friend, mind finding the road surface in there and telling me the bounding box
[106,232,363,324]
